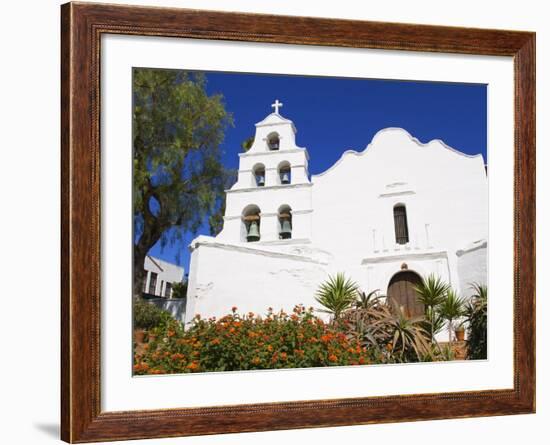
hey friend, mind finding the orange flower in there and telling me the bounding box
[150,368,164,375]
[171,353,185,361]
[187,362,200,371]
[133,362,149,372]
[386,343,393,351]
[328,354,338,362]
[210,338,221,345]
[251,357,261,365]
[266,345,273,352]
[280,352,288,361]
[321,334,333,343]
[167,330,175,337]
[358,356,366,365]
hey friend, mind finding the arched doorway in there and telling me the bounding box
[387,271,423,318]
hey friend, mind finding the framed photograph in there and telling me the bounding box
[61,2,535,442]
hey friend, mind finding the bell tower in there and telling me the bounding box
[217,100,313,244]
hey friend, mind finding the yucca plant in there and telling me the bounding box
[437,289,466,345]
[464,283,487,359]
[315,273,359,320]
[414,275,449,343]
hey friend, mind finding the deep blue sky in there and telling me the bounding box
[146,71,487,275]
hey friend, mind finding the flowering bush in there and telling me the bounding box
[134,305,381,375]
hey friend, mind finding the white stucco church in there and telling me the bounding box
[185,100,488,324]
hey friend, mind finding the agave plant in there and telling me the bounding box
[414,275,449,343]
[437,289,466,345]
[315,273,359,320]
[380,300,431,362]
[464,283,487,359]
[355,289,382,309]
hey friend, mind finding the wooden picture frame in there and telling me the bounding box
[61,2,535,442]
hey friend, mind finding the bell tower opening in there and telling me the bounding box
[278,161,291,184]
[278,205,292,240]
[242,205,261,242]
[253,163,265,187]
[267,132,280,151]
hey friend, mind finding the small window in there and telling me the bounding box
[393,204,409,245]
[267,133,280,150]
[165,282,172,298]
[148,272,158,295]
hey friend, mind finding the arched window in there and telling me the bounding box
[242,205,261,242]
[393,204,409,244]
[278,205,292,240]
[267,132,280,151]
[252,163,265,187]
[278,161,291,185]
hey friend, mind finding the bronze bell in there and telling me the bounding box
[280,219,292,239]
[281,172,290,184]
[247,221,260,242]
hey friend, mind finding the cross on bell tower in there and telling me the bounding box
[271,99,283,114]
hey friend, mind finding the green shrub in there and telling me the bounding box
[133,305,380,375]
[133,299,175,331]
[465,284,487,359]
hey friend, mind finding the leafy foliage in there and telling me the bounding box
[315,273,360,320]
[133,299,175,331]
[241,135,255,152]
[464,283,487,359]
[437,289,466,344]
[134,306,378,374]
[354,289,382,309]
[171,281,187,299]
[132,68,233,296]
[339,298,432,363]
[414,274,449,342]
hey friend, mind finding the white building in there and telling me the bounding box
[143,255,185,298]
[185,100,487,325]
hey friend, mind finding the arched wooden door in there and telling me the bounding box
[387,271,424,318]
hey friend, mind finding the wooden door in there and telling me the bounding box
[387,271,423,318]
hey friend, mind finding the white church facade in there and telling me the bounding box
[185,101,488,325]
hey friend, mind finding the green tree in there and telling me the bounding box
[171,281,188,299]
[133,68,233,298]
[241,135,254,152]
